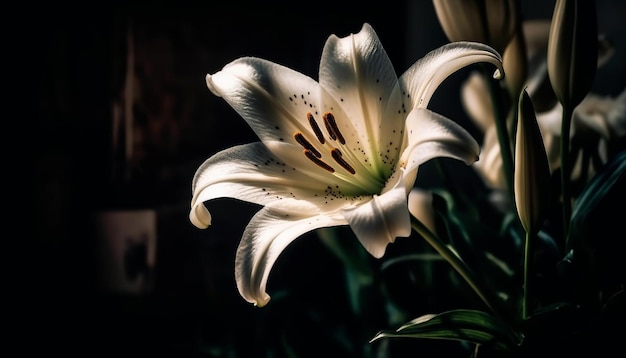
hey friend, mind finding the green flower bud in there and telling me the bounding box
[547,0,598,108]
[515,89,552,235]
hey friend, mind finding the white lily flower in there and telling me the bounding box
[190,23,503,307]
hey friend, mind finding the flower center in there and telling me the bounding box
[293,112,388,195]
[294,112,356,175]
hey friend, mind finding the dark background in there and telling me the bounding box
[31,1,624,356]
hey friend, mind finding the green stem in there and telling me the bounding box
[410,215,498,314]
[483,67,514,199]
[560,104,573,238]
[522,230,532,320]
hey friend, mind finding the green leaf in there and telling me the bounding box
[370,309,523,352]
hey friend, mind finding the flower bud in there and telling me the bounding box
[514,89,551,235]
[503,27,528,100]
[523,20,559,113]
[433,0,518,54]
[547,0,598,108]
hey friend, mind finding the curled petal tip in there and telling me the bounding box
[464,155,480,166]
[205,73,222,98]
[254,300,269,308]
[190,204,212,229]
[493,68,504,80]
[251,293,271,307]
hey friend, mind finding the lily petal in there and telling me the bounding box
[408,188,438,236]
[206,57,356,155]
[400,41,504,111]
[319,23,405,175]
[190,142,335,228]
[474,125,508,189]
[340,172,411,258]
[236,204,345,307]
[401,108,480,175]
[575,88,626,140]
[461,71,495,132]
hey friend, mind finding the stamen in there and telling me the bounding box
[323,112,345,144]
[323,113,337,141]
[307,113,325,144]
[331,148,356,174]
[294,132,321,158]
[304,150,335,173]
